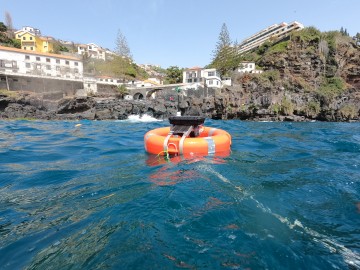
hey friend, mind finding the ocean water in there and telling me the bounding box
[0,117,359,270]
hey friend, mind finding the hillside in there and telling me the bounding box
[218,27,360,121]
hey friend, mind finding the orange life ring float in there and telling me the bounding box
[144,126,231,156]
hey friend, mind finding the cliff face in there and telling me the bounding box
[213,31,360,121]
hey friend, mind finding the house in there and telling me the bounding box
[20,26,41,36]
[77,43,106,60]
[182,67,222,88]
[0,45,83,80]
[238,21,304,54]
[14,27,54,53]
[237,61,263,74]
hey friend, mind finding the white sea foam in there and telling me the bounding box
[126,114,162,122]
[201,165,360,268]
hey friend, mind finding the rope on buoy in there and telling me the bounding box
[156,150,170,160]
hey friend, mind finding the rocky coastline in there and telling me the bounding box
[0,84,359,122]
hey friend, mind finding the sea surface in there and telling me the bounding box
[0,117,359,270]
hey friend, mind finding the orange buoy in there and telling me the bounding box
[144,125,231,157]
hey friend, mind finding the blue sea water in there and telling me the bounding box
[0,118,359,270]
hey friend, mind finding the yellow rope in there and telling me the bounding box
[156,150,170,161]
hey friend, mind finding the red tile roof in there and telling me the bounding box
[0,45,81,61]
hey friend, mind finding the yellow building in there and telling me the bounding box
[14,29,54,53]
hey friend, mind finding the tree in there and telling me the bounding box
[210,23,240,76]
[165,66,183,84]
[212,23,231,61]
[0,22,7,32]
[4,11,14,38]
[115,29,132,60]
[355,32,360,45]
[117,84,129,99]
[340,26,349,36]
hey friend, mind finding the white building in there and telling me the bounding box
[0,45,83,81]
[238,21,304,54]
[182,67,222,88]
[18,26,41,36]
[237,61,263,74]
[77,43,106,60]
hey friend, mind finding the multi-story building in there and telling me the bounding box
[238,21,304,54]
[77,43,106,60]
[182,67,222,88]
[0,45,83,80]
[14,26,54,53]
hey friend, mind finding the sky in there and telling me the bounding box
[2,0,359,68]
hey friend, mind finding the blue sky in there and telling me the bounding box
[2,0,359,68]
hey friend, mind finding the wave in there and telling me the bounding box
[125,114,163,122]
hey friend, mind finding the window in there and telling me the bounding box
[46,58,50,63]
[26,63,31,68]
[75,62,78,66]
[208,71,215,76]
[65,61,69,65]
[187,79,192,83]
[208,80,213,85]
[25,55,30,60]
[30,47,33,50]
[56,66,61,71]
[23,37,26,40]
[56,59,60,64]
[17,34,20,38]
[74,68,78,74]
[24,47,27,50]
[46,65,51,70]
[36,57,40,61]
[30,37,33,40]
[194,78,197,82]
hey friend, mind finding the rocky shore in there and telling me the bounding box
[0,84,359,122]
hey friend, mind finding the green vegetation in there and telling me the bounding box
[253,70,281,89]
[268,97,295,116]
[281,96,294,115]
[0,89,19,98]
[0,21,20,48]
[291,26,322,44]
[86,56,148,80]
[164,66,183,84]
[210,23,241,76]
[116,84,129,98]
[317,77,347,104]
[264,40,289,55]
[271,103,281,115]
[305,100,321,117]
[339,104,357,120]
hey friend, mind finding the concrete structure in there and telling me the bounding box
[238,21,304,54]
[182,67,222,88]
